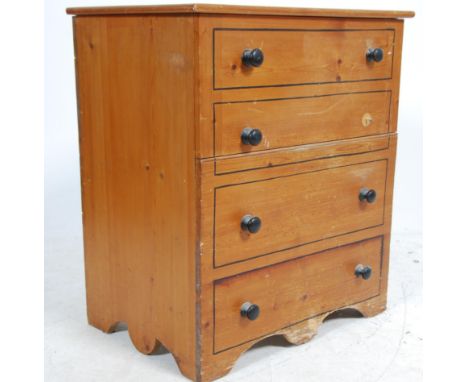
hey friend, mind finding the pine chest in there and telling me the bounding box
[67,4,414,381]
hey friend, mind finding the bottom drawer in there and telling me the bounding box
[214,236,383,353]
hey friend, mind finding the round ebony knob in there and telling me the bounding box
[242,48,264,67]
[240,302,260,320]
[359,188,377,203]
[241,128,263,146]
[366,48,384,62]
[355,264,372,280]
[241,215,262,234]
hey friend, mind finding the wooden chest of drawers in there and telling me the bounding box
[67,4,414,381]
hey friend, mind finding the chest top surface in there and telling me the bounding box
[66,3,415,19]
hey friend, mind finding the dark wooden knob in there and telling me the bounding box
[355,264,372,280]
[241,215,262,234]
[242,48,264,67]
[240,302,260,320]
[241,128,263,146]
[366,48,384,62]
[359,188,377,203]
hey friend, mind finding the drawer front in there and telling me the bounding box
[214,236,382,352]
[214,91,391,156]
[214,160,386,267]
[214,29,394,89]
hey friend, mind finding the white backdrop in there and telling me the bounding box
[45,0,422,239]
[35,0,468,380]
[43,1,423,381]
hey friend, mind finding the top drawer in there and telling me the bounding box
[214,29,395,89]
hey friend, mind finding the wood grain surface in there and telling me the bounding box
[67,3,415,19]
[73,15,198,380]
[214,29,394,89]
[198,137,398,381]
[214,160,387,266]
[69,7,410,381]
[214,91,391,156]
[214,134,391,174]
[196,16,405,158]
[214,236,382,352]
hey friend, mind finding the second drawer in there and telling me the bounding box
[214,90,391,156]
[214,160,387,266]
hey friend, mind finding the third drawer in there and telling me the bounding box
[214,159,387,267]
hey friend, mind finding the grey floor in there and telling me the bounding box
[45,189,422,382]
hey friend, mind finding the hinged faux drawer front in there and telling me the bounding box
[214,236,382,353]
[214,29,394,89]
[214,91,391,157]
[214,160,386,267]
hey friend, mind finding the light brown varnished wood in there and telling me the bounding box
[196,15,404,158]
[277,294,387,346]
[69,6,410,382]
[215,133,390,174]
[214,29,394,89]
[198,136,398,381]
[202,136,398,280]
[214,159,387,266]
[66,4,415,19]
[199,293,387,381]
[214,236,382,352]
[215,91,391,156]
[202,142,395,280]
[73,15,198,380]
